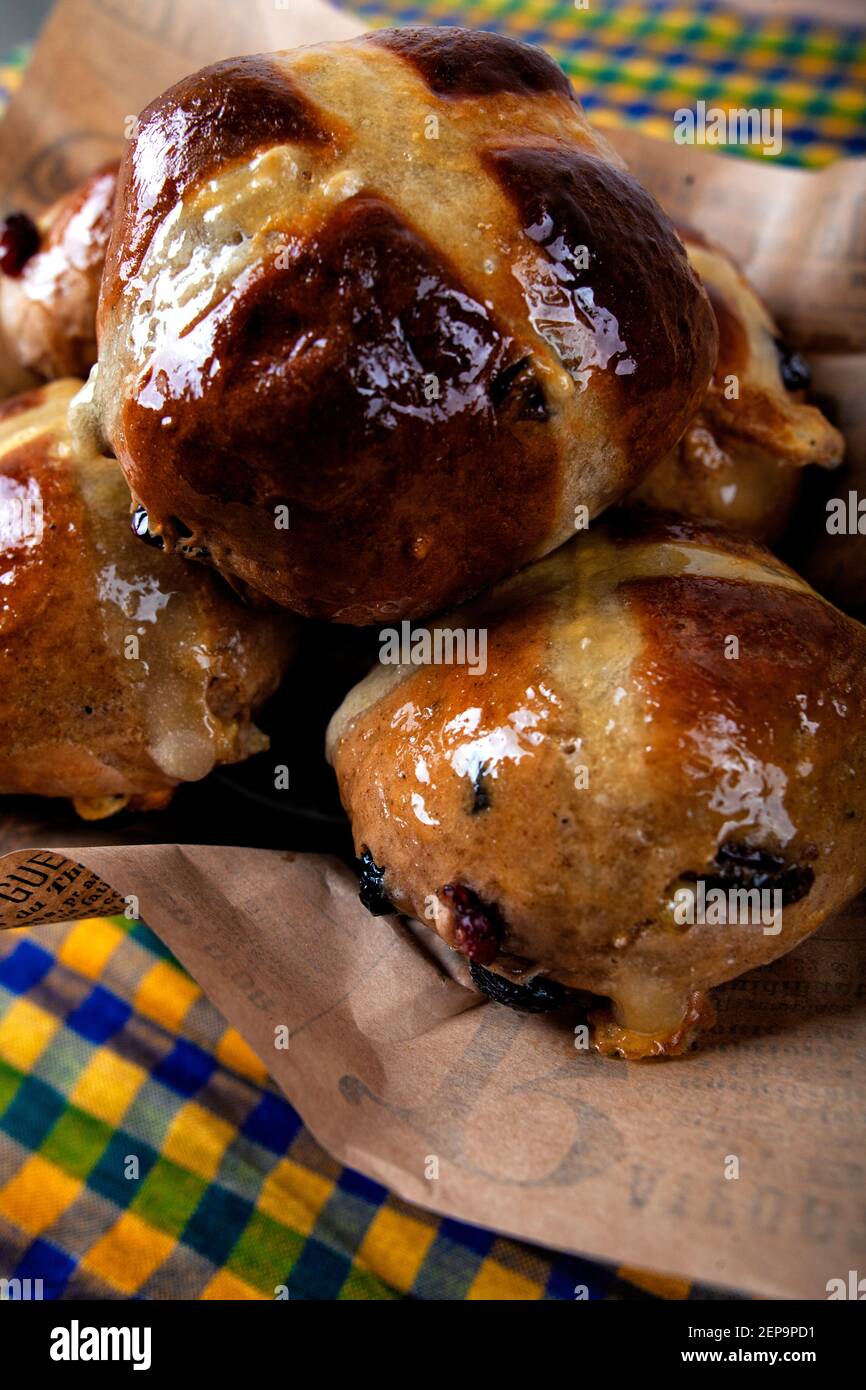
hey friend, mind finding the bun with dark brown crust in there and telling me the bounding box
[87,27,716,623]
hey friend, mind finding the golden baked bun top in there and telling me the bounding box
[0,379,294,814]
[89,27,716,622]
[328,512,866,1035]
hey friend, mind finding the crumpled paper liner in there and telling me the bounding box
[0,0,865,1300]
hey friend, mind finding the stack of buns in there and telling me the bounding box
[1,28,862,1056]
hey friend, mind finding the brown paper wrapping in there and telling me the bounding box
[0,0,864,1299]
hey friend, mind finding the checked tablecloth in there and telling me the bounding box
[0,914,704,1300]
[1,0,863,1300]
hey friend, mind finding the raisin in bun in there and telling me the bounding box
[0,379,295,819]
[82,27,715,623]
[630,230,843,542]
[327,512,866,1057]
[0,165,118,381]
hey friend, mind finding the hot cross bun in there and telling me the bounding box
[0,379,295,819]
[630,229,843,542]
[0,164,118,381]
[83,27,716,622]
[327,511,866,1056]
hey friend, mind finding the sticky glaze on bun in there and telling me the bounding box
[82,27,716,622]
[327,511,866,1057]
[0,379,295,818]
[630,229,844,542]
[0,165,118,380]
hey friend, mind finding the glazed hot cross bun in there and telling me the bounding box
[0,164,118,381]
[327,511,866,1057]
[630,229,843,542]
[82,26,716,622]
[0,379,295,819]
